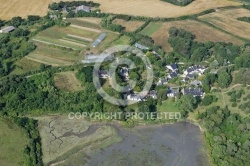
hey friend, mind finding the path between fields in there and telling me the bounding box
[32,39,78,50]
[26,55,73,67]
[67,34,93,41]
[59,39,87,47]
[70,24,102,33]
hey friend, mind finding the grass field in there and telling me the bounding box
[26,43,82,66]
[113,35,131,45]
[54,71,83,91]
[112,19,145,32]
[157,99,180,112]
[140,22,163,36]
[91,0,241,18]
[0,118,29,166]
[199,8,250,40]
[148,19,244,52]
[10,57,41,75]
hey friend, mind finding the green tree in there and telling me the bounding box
[218,70,231,88]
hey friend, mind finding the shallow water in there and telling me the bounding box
[86,122,210,166]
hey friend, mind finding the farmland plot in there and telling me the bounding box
[112,19,145,32]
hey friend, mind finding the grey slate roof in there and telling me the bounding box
[74,5,91,13]
[183,88,204,97]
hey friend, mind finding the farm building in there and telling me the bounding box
[182,88,204,97]
[92,33,107,47]
[82,53,114,63]
[0,26,15,33]
[135,43,149,50]
[74,5,91,13]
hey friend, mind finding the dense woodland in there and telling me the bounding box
[198,106,250,166]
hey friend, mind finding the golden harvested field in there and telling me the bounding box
[92,0,241,18]
[113,19,144,32]
[0,0,241,20]
[199,8,250,40]
[150,20,245,52]
[54,71,83,91]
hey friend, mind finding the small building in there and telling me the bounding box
[92,33,107,47]
[127,94,143,101]
[182,88,204,97]
[135,43,149,50]
[167,87,180,98]
[74,5,91,13]
[120,67,129,79]
[184,65,206,77]
[156,78,168,86]
[99,70,110,79]
[0,26,15,33]
[168,71,178,79]
[149,90,157,99]
[166,63,178,72]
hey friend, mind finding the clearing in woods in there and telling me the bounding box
[0,118,29,166]
[91,0,241,18]
[54,71,83,91]
[199,8,250,40]
[146,20,245,52]
[112,19,145,32]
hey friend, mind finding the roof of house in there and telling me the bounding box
[169,71,178,78]
[183,88,204,96]
[92,33,107,47]
[0,26,15,32]
[167,87,179,96]
[75,5,91,12]
[135,43,149,50]
[170,64,178,70]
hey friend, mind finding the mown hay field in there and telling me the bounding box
[92,0,241,18]
[0,0,52,20]
[199,8,250,40]
[112,19,145,32]
[0,0,241,20]
[144,20,245,52]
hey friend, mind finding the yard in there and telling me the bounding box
[157,99,180,112]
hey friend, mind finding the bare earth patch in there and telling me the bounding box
[91,0,241,18]
[150,19,244,52]
[112,19,144,32]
